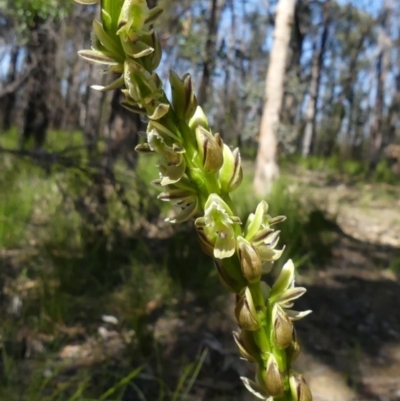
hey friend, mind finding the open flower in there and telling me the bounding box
[195,194,241,259]
[140,128,186,186]
[243,201,286,266]
[117,0,157,40]
[156,178,199,224]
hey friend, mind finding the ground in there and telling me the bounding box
[1,168,400,401]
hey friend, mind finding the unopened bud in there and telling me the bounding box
[182,74,197,120]
[219,144,243,192]
[214,259,244,293]
[272,304,293,349]
[290,372,313,401]
[235,287,260,331]
[237,236,262,283]
[264,354,284,397]
[188,106,209,131]
[286,328,301,362]
[240,329,261,360]
[245,201,268,241]
[233,331,257,362]
[195,126,223,173]
[271,259,295,298]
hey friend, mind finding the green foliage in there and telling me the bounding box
[282,154,399,185]
[0,0,72,38]
[373,159,399,185]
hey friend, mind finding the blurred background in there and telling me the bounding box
[0,0,400,400]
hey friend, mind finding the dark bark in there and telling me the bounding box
[197,0,226,105]
[106,90,141,169]
[20,21,57,150]
[2,46,20,131]
[301,0,331,157]
[82,64,107,153]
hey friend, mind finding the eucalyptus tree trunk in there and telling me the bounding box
[301,0,331,157]
[82,64,108,153]
[281,0,308,127]
[344,33,367,156]
[387,74,400,145]
[369,4,391,171]
[2,46,20,131]
[21,21,57,150]
[197,0,226,105]
[253,0,296,196]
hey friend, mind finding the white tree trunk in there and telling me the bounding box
[253,0,295,196]
[301,53,319,158]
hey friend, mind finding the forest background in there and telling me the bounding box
[1,0,400,400]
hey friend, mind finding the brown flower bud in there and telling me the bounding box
[237,236,262,283]
[286,328,301,363]
[232,331,257,362]
[235,287,260,331]
[273,305,294,349]
[214,259,244,293]
[232,329,260,363]
[290,372,313,401]
[264,354,284,397]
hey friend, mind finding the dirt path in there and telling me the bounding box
[291,174,400,401]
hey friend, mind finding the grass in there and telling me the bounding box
[282,153,400,185]
[0,129,342,400]
[0,130,219,400]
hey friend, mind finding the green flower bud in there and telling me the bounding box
[235,287,260,331]
[219,144,243,193]
[237,236,262,283]
[270,259,295,299]
[169,71,187,119]
[169,72,198,121]
[264,354,284,397]
[92,19,122,58]
[182,74,198,120]
[188,106,209,131]
[244,201,268,241]
[272,305,294,349]
[290,372,313,401]
[195,126,223,173]
[144,32,162,71]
